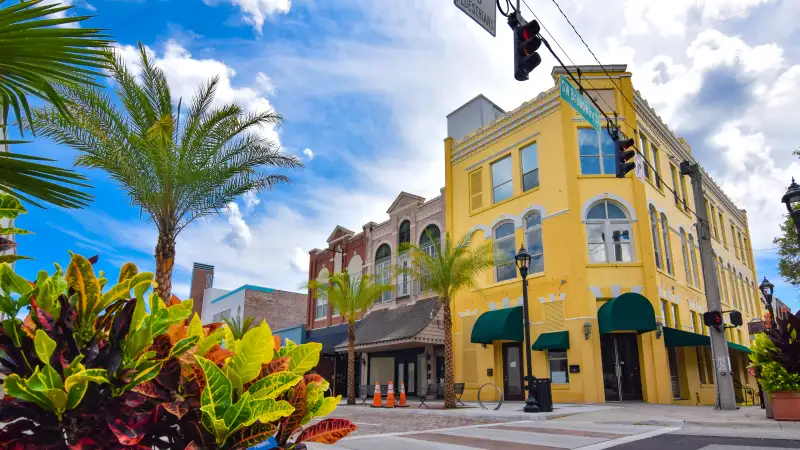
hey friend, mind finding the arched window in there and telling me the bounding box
[524,212,544,274]
[649,206,663,270]
[420,224,441,257]
[660,213,673,275]
[586,201,632,263]
[742,274,750,316]
[688,234,700,288]
[727,264,737,309]
[399,220,411,246]
[680,230,691,285]
[375,244,392,302]
[494,222,516,282]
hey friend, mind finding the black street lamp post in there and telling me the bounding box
[515,245,539,413]
[759,276,776,329]
[782,178,800,242]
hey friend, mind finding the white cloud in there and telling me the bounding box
[204,0,291,34]
[243,191,261,211]
[302,148,314,160]
[256,72,276,95]
[115,40,282,146]
[291,247,308,273]
[223,202,252,249]
[623,0,775,36]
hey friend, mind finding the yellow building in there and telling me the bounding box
[443,65,761,406]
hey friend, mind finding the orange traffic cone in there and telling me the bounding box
[385,381,395,408]
[397,380,408,407]
[370,381,382,408]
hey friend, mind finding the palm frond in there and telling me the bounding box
[0,149,92,208]
[222,314,256,340]
[0,0,111,134]
[305,270,392,324]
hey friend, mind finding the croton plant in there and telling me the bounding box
[0,253,356,449]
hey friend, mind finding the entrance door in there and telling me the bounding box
[502,342,525,401]
[395,358,417,396]
[600,334,643,402]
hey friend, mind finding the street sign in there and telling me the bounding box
[559,76,601,131]
[454,0,496,37]
[633,153,645,182]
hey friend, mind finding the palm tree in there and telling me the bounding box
[1,0,111,208]
[306,270,391,405]
[30,44,302,301]
[399,231,493,408]
[222,307,255,339]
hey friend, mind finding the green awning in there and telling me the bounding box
[471,306,523,344]
[663,327,710,347]
[727,342,751,354]
[532,331,570,351]
[597,292,657,334]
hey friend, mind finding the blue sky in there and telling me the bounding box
[8,0,800,312]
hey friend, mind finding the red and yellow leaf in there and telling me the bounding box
[262,356,290,376]
[161,400,189,419]
[227,423,277,450]
[295,418,357,444]
[65,254,101,323]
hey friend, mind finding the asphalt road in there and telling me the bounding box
[615,433,800,449]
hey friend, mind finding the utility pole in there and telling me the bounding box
[681,161,738,411]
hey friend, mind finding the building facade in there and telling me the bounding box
[444,65,760,405]
[190,262,307,332]
[306,191,447,397]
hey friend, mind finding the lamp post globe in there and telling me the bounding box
[759,276,775,299]
[515,245,539,413]
[782,178,800,241]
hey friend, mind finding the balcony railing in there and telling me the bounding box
[390,279,434,301]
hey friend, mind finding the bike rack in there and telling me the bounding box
[477,383,503,410]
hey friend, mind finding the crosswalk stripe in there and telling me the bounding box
[404,432,564,449]
[489,425,631,439]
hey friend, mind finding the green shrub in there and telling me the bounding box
[760,361,800,393]
[0,253,355,449]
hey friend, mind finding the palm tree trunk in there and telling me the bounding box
[442,297,457,408]
[154,231,176,302]
[347,321,356,405]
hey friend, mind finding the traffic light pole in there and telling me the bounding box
[682,161,738,411]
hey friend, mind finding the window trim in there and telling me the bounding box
[375,244,392,303]
[578,127,615,175]
[524,212,544,275]
[585,201,634,264]
[494,221,517,282]
[491,155,513,204]
[547,349,569,384]
[680,230,692,286]
[688,234,701,288]
[660,214,673,275]
[314,295,327,320]
[649,206,663,270]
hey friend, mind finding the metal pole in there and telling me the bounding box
[521,273,539,412]
[683,162,738,410]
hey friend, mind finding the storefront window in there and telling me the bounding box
[548,349,568,383]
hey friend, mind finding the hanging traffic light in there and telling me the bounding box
[511,13,542,81]
[614,136,636,178]
[703,311,723,328]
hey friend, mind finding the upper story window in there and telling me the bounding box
[680,230,692,285]
[375,244,392,302]
[520,143,539,192]
[491,156,513,203]
[650,144,662,189]
[639,133,651,180]
[649,206,663,270]
[660,213,673,275]
[399,220,411,247]
[315,268,329,319]
[578,128,615,175]
[670,164,681,208]
[524,212,544,274]
[718,256,729,305]
[420,224,441,257]
[586,201,632,263]
[679,174,690,211]
[743,236,752,267]
[710,205,719,239]
[688,234,701,288]
[731,225,738,258]
[494,222,516,282]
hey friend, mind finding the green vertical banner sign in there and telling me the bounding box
[559,75,601,131]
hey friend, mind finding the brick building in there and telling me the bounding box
[189,262,307,331]
[306,190,446,398]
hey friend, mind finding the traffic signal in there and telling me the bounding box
[614,136,636,178]
[512,14,542,81]
[729,311,743,327]
[703,311,723,328]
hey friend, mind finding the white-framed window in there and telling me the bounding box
[649,206,662,270]
[680,231,691,286]
[660,213,673,275]
[524,212,544,274]
[212,309,231,322]
[688,234,700,288]
[672,303,680,328]
[578,128,615,175]
[520,142,539,192]
[315,295,327,320]
[548,349,569,383]
[491,155,513,203]
[586,201,633,263]
[494,222,516,282]
[718,257,729,305]
[650,144,662,189]
[740,273,748,315]
[420,224,441,257]
[375,244,392,302]
[397,221,411,297]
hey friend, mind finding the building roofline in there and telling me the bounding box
[446,94,506,119]
[551,64,628,78]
